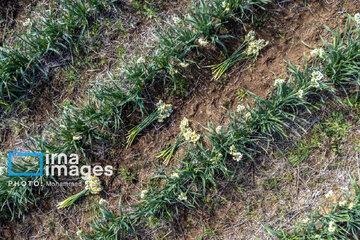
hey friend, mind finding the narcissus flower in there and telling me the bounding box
[232,152,243,161]
[354,13,360,27]
[136,57,145,64]
[230,145,243,162]
[310,48,325,58]
[229,145,236,153]
[310,71,323,88]
[311,80,320,88]
[245,112,252,120]
[311,71,324,81]
[156,100,173,122]
[236,105,245,112]
[170,172,180,178]
[99,198,108,205]
[178,192,187,201]
[180,117,189,132]
[215,125,222,134]
[349,202,354,210]
[23,18,33,26]
[73,135,82,141]
[328,221,336,232]
[76,230,82,236]
[198,38,208,46]
[85,176,103,194]
[246,38,269,57]
[296,89,304,98]
[325,190,333,199]
[184,130,194,140]
[180,118,200,143]
[274,78,285,87]
[180,62,189,68]
[245,30,256,41]
[0,167,6,176]
[339,200,347,207]
[221,1,230,11]
[183,129,200,143]
[172,16,182,24]
[140,190,147,199]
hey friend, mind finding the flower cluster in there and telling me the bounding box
[180,117,189,132]
[23,18,33,27]
[0,166,6,176]
[296,89,304,98]
[236,104,245,112]
[311,71,323,81]
[180,62,189,68]
[221,1,230,11]
[178,192,187,201]
[337,199,355,210]
[85,176,103,194]
[328,221,336,233]
[338,200,346,207]
[172,16,182,24]
[73,135,82,141]
[246,34,269,57]
[274,78,285,87]
[310,48,325,58]
[245,112,252,120]
[310,71,323,88]
[245,30,256,42]
[140,190,147,199]
[156,100,173,122]
[216,125,222,134]
[137,56,145,64]
[229,145,243,162]
[170,172,180,178]
[180,117,200,143]
[355,13,360,27]
[325,190,333,198]
[184,129,200,143]
[198,38,208,46]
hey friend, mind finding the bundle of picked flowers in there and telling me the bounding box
[57,175,103,209]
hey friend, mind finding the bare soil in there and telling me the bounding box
[1,0,360,239]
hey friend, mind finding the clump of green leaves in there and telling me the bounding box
[0,0,114,110]
[0,160,46,221]
[321,16,360,87]
[85,202,136,240]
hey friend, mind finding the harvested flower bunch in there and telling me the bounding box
[127,100,173,146]
[57,176,103,209]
